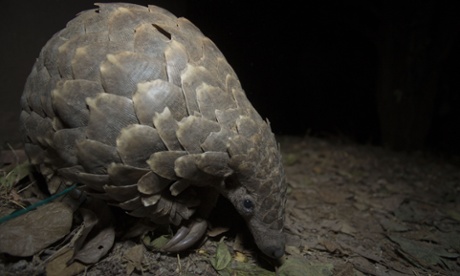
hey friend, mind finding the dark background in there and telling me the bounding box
[1,0,459,155]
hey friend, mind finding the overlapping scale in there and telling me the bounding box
[133,80,186,124]
[51,79,103,128]
[104,184,139,202]
[176,116,220,153]
[165,40,188,86]
[136,171,170,195]
[86,93,138,146]
[75,139,120,174]
[153,107,182,150]
[196,84,235,121]
[116,124,166,168]
[147,151,187,180]
[100,52,166,97]
[107,163,149,186]
[52,128,86,166]
[134,23,169,58]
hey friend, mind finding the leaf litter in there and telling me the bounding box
[0,202,73,257]
[0,135,459,275]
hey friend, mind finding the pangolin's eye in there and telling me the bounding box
[243,199,254,211]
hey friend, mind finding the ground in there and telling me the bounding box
[0,135,459,275]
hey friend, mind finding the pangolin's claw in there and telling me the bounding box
[162,225,190,249]
[162,219,208,252]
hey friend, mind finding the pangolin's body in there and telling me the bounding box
[19,3,286,258]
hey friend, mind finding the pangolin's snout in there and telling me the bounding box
[249,219,286,259]
[262,244,285,259]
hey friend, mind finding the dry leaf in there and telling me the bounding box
[317,187,350,204]
[69,208,99,254]
[321,219,356,236]
[45,246,86,276]
[0,202,72,256]
[0,162,31,192]
[444,208,460,222]
[234,251,247,262]
[278,256,333,276]
[320,238,340,253]
[123,244,145,275]
[332,262,355,276]
[379,195,405,212]
[209,239,275,276]
[284,153,300,166]
[72,226,115,264]
[378,216,409,232]
[389,235,460,268]
[285,245,301,255]
[207,226,230,237]
[230,261,275,275]
[348,256,377,275]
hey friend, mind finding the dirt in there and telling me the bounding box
[1,135,459,275]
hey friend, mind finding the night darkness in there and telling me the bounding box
[1,0,459,155]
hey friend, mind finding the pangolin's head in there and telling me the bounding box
[220,122,287,259]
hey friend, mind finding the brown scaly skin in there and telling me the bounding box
[19,3,287,259]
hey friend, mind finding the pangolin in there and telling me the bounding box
[19,3,287,259]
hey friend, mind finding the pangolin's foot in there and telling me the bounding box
[162,219,208,252]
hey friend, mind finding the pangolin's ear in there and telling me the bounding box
[222,175,240,190]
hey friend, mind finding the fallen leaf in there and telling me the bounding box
[321,219,356,236]
[278,256,333,276]
[124,244,145,264]
[72,226,115,264]
[284,153,300,166]
[380,195,405,212]
[444,209,460,222]
[339,221,357,236]
[339,243,382,264]
[394,201,433,223]
[210,238,232,271]
[317,187,351,204]
[378,216,409,232]
[320,238,340,253]
[313,166,323,174]
[123,244,145,275]
[0,162,31,192]
[208,226,230,237]
[69,208,99,254]
[332,262,355,276]
[436,231,460,252]
[285,245,301,255]
[231,261,275,275]
[389,235,460,268]
[0,202,72,256]
[143,234,170,250]
[234,251,247,262]
[46,246,86,276]
[348,256,377,275]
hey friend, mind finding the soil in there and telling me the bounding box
[1,135,459,275]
